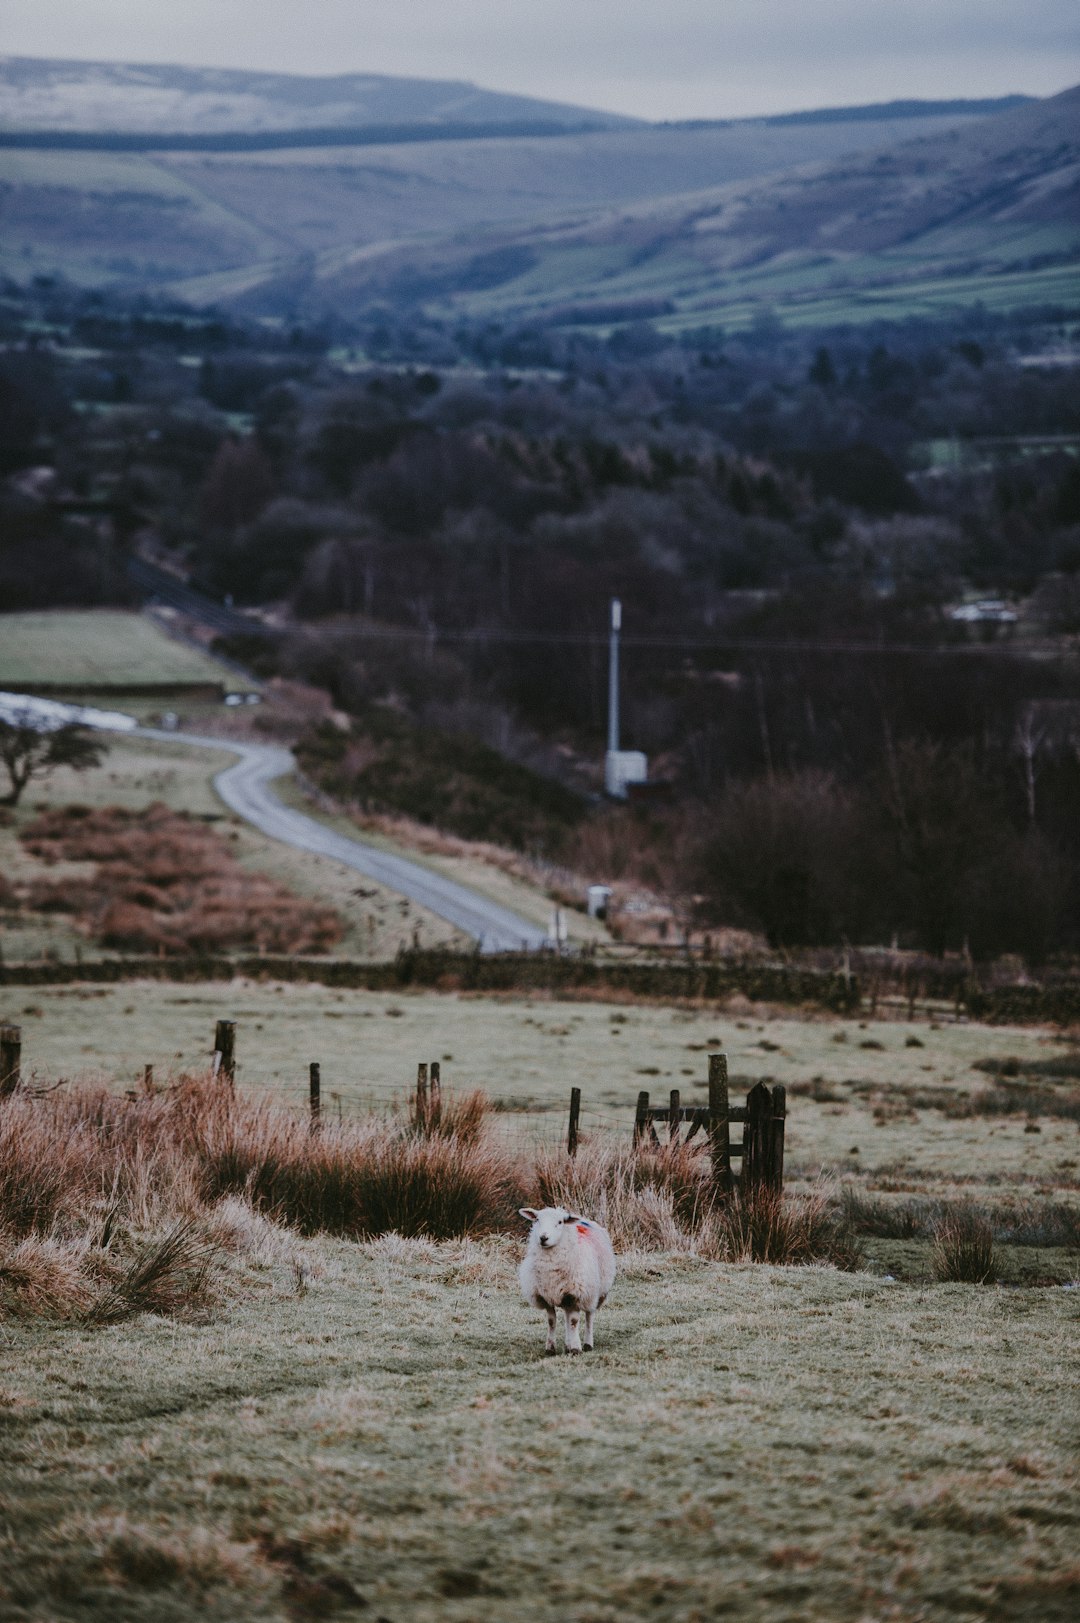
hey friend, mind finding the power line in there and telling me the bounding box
[291,622,1068,660]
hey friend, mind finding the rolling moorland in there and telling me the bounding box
[0,55,1064,330]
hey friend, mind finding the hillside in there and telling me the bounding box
[0,62,1040,308]
[294,83,1080,330]
[0,56,633,136]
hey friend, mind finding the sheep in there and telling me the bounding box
[518,1206,616,1355]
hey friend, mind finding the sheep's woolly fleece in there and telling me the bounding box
[518,1206,617,1355]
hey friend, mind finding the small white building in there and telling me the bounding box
[604,749,648,799]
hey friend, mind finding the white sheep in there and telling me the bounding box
[518,1206,616,1355]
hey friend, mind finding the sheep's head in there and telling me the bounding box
[519,1206,588,1250]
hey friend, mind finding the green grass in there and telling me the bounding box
[0,611,257,694]
[2,1234,1077,1621]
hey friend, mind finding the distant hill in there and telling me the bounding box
[0,59,1071,331]
[0,56,635,136]
[293,84,1080,330]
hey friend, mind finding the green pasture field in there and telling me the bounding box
[2,1234,1076,1623]
[0,611,257,694]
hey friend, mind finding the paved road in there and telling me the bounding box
[140,729,549,953]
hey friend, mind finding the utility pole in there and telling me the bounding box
[607,597,621,756]
[604,597,647,799]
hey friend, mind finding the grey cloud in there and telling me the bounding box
[2,0,1077,118]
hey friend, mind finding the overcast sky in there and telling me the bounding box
[3,1,1078,120]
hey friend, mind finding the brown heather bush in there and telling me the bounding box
[17,803,343,955]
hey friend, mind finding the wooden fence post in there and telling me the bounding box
[0,1025,21,1097]
[668,1088,680,1145]
[769,1084,786,1193]
[633,1089,650,1146]
[708,1052,731,1194]
[743,1080,774,1195]
[416,1062,429,1132]
[213,1019,236,1084]
[143,1063,154,1092]
[568,1086,581,1156]
[309,1062,321,1130]
[429,1061,442,1129]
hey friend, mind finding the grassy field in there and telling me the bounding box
[1,979,1078,1619]
[0,717,603,964]
[2,1223,1077,1621]
[6,977,1078,1181]
[0,611,257,694]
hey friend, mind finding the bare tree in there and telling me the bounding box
[0,718,108,807]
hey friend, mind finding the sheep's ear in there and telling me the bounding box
[518,1208,539,1224]
[562,1212,582,1224]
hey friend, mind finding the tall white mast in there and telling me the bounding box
[607,597,621,755]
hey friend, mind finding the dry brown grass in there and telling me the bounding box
[0,1068,866,1322]
[534,1137,857,1265]
[16,803,343,955]
[931,1203,999,1284]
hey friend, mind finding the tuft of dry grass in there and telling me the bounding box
[0,1233,97,1319]
[198,1098,522,1240]
[931,1204,999,1284]
[710,1181,860,1268]
[534,1139,856,1266]
[85,1219,219,1325]
[409,1084,489,1143]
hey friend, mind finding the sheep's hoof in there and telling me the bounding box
[544,1346,557,1357]
[566,1347,581,1356]
[582,1345,593,1354]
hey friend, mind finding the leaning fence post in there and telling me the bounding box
[0,1025,21,1097]
[310,1062,321,1130]
[213,1019,236,1084]
[568,1086,581,1156]
[429,1060,442,1128]
[633,1089,650,1146]
[708,1052,731,1194]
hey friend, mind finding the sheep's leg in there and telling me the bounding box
[564,1307,582,1354]
[543,1305,557,1355]
[582,1309,595,1351]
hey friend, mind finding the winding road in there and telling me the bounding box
[142,729,549,953]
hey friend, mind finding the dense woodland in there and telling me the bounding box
[2,276,1079,959]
